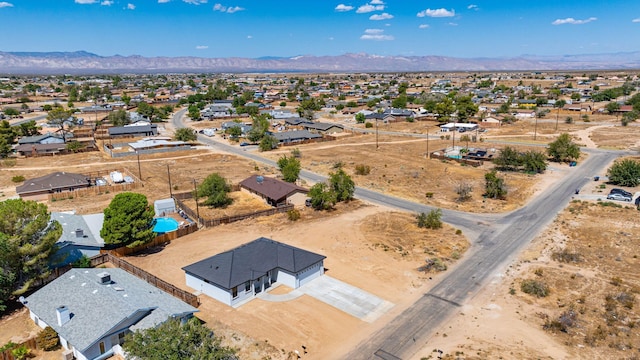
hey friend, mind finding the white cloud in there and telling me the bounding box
[632,18,640,23]
[360,34,394,41]
[369,12,393,20]
[552,17,597,25]
[448,22,458,26]
[370,0,384,4]
[467,4,478,10]
[247,35,252,39]
[158,0,170,3]
[127,3,135,9]
[417,8,455,18]
[418,24,429,29]
[335,4,353,12]
[0,2,13,7]
[364,28,384,34]
[75,0,97,4]
[184,0,207,4]
[101,1,113,5]
[357,3,384,13]
[195,45,208,49]
[213,3,244,13]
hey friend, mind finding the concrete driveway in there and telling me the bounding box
[297,276,394,323]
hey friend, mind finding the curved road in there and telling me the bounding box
[172,109,626,359]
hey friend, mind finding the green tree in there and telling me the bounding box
[520,151,547,174]
[3,108,19,117]
[355,113,366,124]
[547,133,580,162]
[187,105,201,121]
[455,96,478,122]
[0,199,62,300]
[329,168,355,202]
[484,171,507,199]
[174,128,197,142]
[121,93,131,106]
[18,120,41,137]
[493,146,522,171]
[100,193,155,248]
[46,107,75,143]
[607,159,640,187]
[225,126,242,140]
[416,209,443,229]
[246,114,270,143]
[107,109,130,126]
[258,135,278,151]
[123,317,237,360]
[392,94,407,109]
[435,97,455,122]
[277,155,301,183]
[137,102,156,121]
[196,173,233,208]
[65,141,84,153]
[308,183,337,210]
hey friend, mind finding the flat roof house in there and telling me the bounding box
[25,268,198,360]
[183,237,325,307]
[239,175,308,207]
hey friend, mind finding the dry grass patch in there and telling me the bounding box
[590,126,640,149]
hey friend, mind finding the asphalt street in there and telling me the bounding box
[172,109,627,359]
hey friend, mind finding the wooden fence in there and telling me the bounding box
[94,253,199,307]
[1,338,37,360]
[172,191,293,228]
[104,223,198,257]
[47,168,142,201]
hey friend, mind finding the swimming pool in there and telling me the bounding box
[153,217,179,233]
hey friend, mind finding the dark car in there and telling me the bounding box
[305,198,312,207]
[610,188,632,197]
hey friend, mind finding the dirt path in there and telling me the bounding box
[571,124,613,148]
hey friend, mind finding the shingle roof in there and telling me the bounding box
[25,268,198,353]
[239,175,307,203]
[17,132,66,145]
[272,130,322,142]
[302,122,344,131]
[108,124,156,135]
[16,172,90,195]
[51,212,104,248]
[182,237,325,290]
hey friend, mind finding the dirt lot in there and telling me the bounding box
[413,199,640,360]
[122,202,469,360]
[0,308,65,360]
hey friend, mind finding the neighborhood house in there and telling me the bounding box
[16,172,91,200]
[239,175,308,207]
[182,237,325,307]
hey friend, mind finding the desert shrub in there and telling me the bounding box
[543,310,578,333]
[425,192,434,198]
[455,229,462,235]
[615,291,635,309]
[416,209,442,229]
[11,345,30,360]
[11,175,25,183]
[534,268,544,277]
[365,122,373,128]
[610,276,623,286]
[455,182,473,202]
[36,326,60,351]
[286,209,301,222]
[291,148,301,158]
[418,257,447,272]
[584,325,607,346]
[354,164,371,175]
[520,279,549,298]
[0,342,17,352]
[551,248,581,263]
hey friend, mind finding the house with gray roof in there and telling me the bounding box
[272,130,322,144]
[50,212,105,267]
[17,132,69,145]
[25,268,198,360]
[16,171,91,201]
[108,124,157,138]
[302,122,344,134]
[183,237,325,307]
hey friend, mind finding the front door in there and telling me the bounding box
[254,278,262,294]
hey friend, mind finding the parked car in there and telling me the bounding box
[240,142,249,146]
[606,193,632,202]
[610,188,632,197]
[635,196,640,206]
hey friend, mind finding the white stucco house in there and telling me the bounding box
[25,269,198,360]
[182,237,325,307]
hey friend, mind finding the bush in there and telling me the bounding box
[11,345,30,360]
[551,248,581,263]
[425,192,434,198]
[418,257,447,272]
[416,209,443,229]
[36,326,60,351]
[520,279,549,297]
[286,209,301,221]
[365,122,373,128]
[484,170,507,199]
[455,182,472,202]
[355,164,371,175]
[543,310,578,333]
[607,159,640,187]
[11,175,25,183]
[72,255,92,268]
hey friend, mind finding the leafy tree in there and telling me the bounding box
[607,159,640,187]
[493,146,522,171]
[18,120,41,137]
[36,327,60,351]
[174,128,197,142]
[123,317,237,360]
[187,105,200,121]
[121,93,131,106]
[225,126,242,140]
[308,183,337,210]
[137,102,156,121]
[484,171,507,199]
[329,168,355,202]
[355,113,366,124]
[547,133,580,162]
[246,114,270,143]
[258,135,278,151]
[107,109,130,126]
[101,193,155,248]
[65,141,84,153]
[46,107,75,143]
[416,209,443,229]
[392,94,407,109]
[3,108,19,117]
[277,155,301,183]
[621,110,639,126]
[435,97,455,122]
[0,199,62,302]
[196,173,233,208]
[455,96,478,122]
[520,151,547,173]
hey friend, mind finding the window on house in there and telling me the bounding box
[245,281,250,292]
[118,332,126,345]
[232,286,238,298]
[99,342,106,354]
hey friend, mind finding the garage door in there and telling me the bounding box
[297,262,322,287]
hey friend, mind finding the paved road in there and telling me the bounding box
[172,109,625,359]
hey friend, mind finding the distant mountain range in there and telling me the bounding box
[1,51,639,74]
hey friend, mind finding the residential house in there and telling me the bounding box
[17,132,68,145]
[16,171,91,200]
[108,124,158,138]
[183,237,325,307]
[563,103,592,112]
[15,143,68,156]
[239,175,308,207]
[25,269,198,360]
[50,212,104,267]
[272,130,322,144]
[302,122,344,134]
[283,117,312,126]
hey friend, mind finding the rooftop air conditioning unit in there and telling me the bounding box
[97,272,111,285]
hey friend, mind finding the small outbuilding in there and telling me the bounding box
[154,198,176,217]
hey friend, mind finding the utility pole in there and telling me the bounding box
[167,164,173,198]
[136,150,142,182]
[193,179,200,226]
[534,115,538,141]
[426,128,430,159]
[375,118,379,149]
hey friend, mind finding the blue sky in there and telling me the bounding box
[0,0,639,58]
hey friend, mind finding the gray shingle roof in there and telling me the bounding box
[182,237,325,290]
[302,122,344,131]
[16,172,90,195]
[108,124,157,135]
[25,268,198,353]
[272,130,321,142]
[51,212,104,248]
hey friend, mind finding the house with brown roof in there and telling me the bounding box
[16,172,91,201]
[239,175,308,207]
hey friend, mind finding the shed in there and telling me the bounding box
[154,198,176,217]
